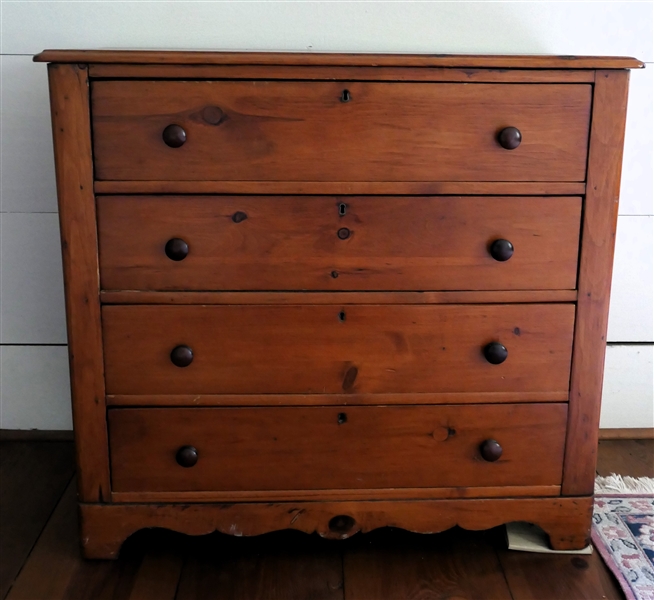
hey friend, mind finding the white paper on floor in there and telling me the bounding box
[505,522,593,554]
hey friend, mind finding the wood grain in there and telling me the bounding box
[6,479,185,600]
[6,481,83,600]
[110,485,562,504]
[598,427,654,440]
[88,63,597,82]
[0,429,75,441]
[343,528,513,600]
[91,81,591,182]
[106,391,569,407]
[107,404,568,492]
[497,543,623,600]
[562,70,631,497]
[100,290,578,305]
[47,63,110,503]
[94,180,586,195]
[8,441,646,592]
[98,196,581,292]
[33,50,645,69]
[596,439,654,478]
[175,530,344,600]
[102,304,576,395]
[0,442,75,599]
[78,496,594,559]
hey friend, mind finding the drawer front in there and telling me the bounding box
[108,404,568,492]
[102,304,575,395]
[98,196,581,292]
[92,81,591,182]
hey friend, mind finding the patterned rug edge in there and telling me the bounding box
[591,527,640,600]
[593,474,654,600]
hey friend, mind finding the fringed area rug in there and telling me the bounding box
[593,475,654,600]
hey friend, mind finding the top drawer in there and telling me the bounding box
[91,81,591,182]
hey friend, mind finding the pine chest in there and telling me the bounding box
[34,50,643,558]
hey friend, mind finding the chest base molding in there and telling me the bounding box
[79,496,593,559]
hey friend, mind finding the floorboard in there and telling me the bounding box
[6,479,184,600]
[596,439,654,478]
[175,530,343,600]
[3,438,652,600]
[342,526,512,600]
[0,441,75,599]
[497,543,623,599]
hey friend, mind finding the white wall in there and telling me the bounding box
[1,1,652,430]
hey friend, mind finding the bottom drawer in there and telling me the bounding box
[108,404,567,493]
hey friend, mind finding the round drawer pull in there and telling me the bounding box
[497,127,522,150]
[484,342,508,365]
[170,345,194,367]
[480,439,503,462]
[489,239,514,262]
[162,124,187,148]
[329,514,356,533]
[232,211,248,224]
[164,238,189,261]
[337,227,351,240]
[176,445,198,467]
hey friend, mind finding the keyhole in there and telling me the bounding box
[337,413,347,424]
[338,203,347,216]
[341,89,352,103]
[338,311,346,322]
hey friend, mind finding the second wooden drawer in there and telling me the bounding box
[97,196,581,291]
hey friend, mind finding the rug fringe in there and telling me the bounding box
[595,474,654,494]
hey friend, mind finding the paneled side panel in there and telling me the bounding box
[563,70,631,496]
[47,64,110,502]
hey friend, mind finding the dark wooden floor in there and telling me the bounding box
[1,439,652,600]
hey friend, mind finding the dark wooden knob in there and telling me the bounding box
[170,345,193,367]
[176,445,198,467]
[489,239,514,262]
[480,439,503,462]
[329,515,356,533]
[162,124,187,148]
[498,127,522,150]
[484,342,508,365]
[164,238,189,261]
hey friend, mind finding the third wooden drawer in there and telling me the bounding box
[97,196,581,291]
[102,303,575,396]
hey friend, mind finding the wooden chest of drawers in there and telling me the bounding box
[35,50,643,558]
